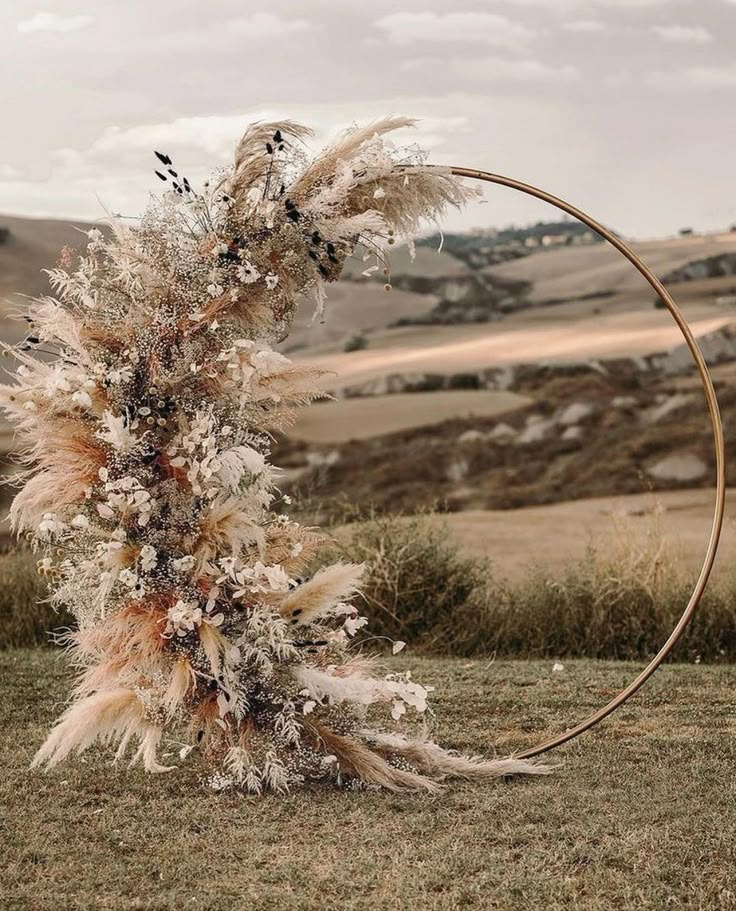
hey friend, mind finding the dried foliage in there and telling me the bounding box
[0,117,544,791]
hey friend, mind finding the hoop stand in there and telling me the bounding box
[444,166,727,759]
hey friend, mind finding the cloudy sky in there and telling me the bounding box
[2,0,736,238]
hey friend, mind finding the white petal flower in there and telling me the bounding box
[391,701,406,721]
[118,568,139,589]
[237,261,261,284]
[96,411,135,452]
[165,600,203,637]
[72,390,92,409]
[343,614,369,637]
[139,545,158,572]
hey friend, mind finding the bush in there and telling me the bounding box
[459,522,736,662]
[343,333,368,353]
[0,549,72,648]
[338,512,736,661]
[334,512,495,649]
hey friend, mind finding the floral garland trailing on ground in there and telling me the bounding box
[1,117,549,793]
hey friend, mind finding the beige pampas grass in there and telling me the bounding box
[362,731,553,781]
[305,720,440,793]
[230,120,314,205]
[32,689,170,773]
[195,497,267,566]
[290,116,417,202]
[199,622,226,678]
[278,562,365,625]
[163,657,196,719]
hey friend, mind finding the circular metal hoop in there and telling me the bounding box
[448,166,727,759]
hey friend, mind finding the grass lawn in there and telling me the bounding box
[2,649,735,911]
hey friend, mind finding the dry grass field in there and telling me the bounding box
[3,649,735,911]
[293,301,731,393]
[433,488,736,582]
[289,389,530,443]
[485,231,736,303]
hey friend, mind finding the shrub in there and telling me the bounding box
[459,519,736,662]
[337,511,736,661]
[334,511,494,649]
[0,549,72,648]
[343,332,368,353]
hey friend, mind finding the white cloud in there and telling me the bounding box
[17,12,92,34]
[603,71,634,88]
[651,25,713,44]
[563,20,608,33]
[375,12,534,48]
[500,0,680,7]
[433,56,580,84]
[225,13,315,38]
[648,65,736,88]
[4,106,460,220]
[84,115,267,161]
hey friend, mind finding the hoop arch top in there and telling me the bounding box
[437,166,727,759]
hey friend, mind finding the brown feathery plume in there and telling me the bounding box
[278,562,365,625]
[362,731,553,781]
[9,426,107,532]
[305,720,440,792]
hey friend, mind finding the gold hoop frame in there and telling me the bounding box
[446,166,727,759]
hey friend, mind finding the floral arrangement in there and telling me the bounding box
[1,116,547,793]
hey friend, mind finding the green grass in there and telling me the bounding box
[2,649,735,910]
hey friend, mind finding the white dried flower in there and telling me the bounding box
[237,261,261,284]
[139,545,157,572]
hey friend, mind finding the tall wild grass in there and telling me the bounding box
[334,511,736,662]
[1,513,734,660]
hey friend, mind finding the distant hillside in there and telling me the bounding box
[486,232,736,306]
[417,219,604,270]
[0,214,95,305]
